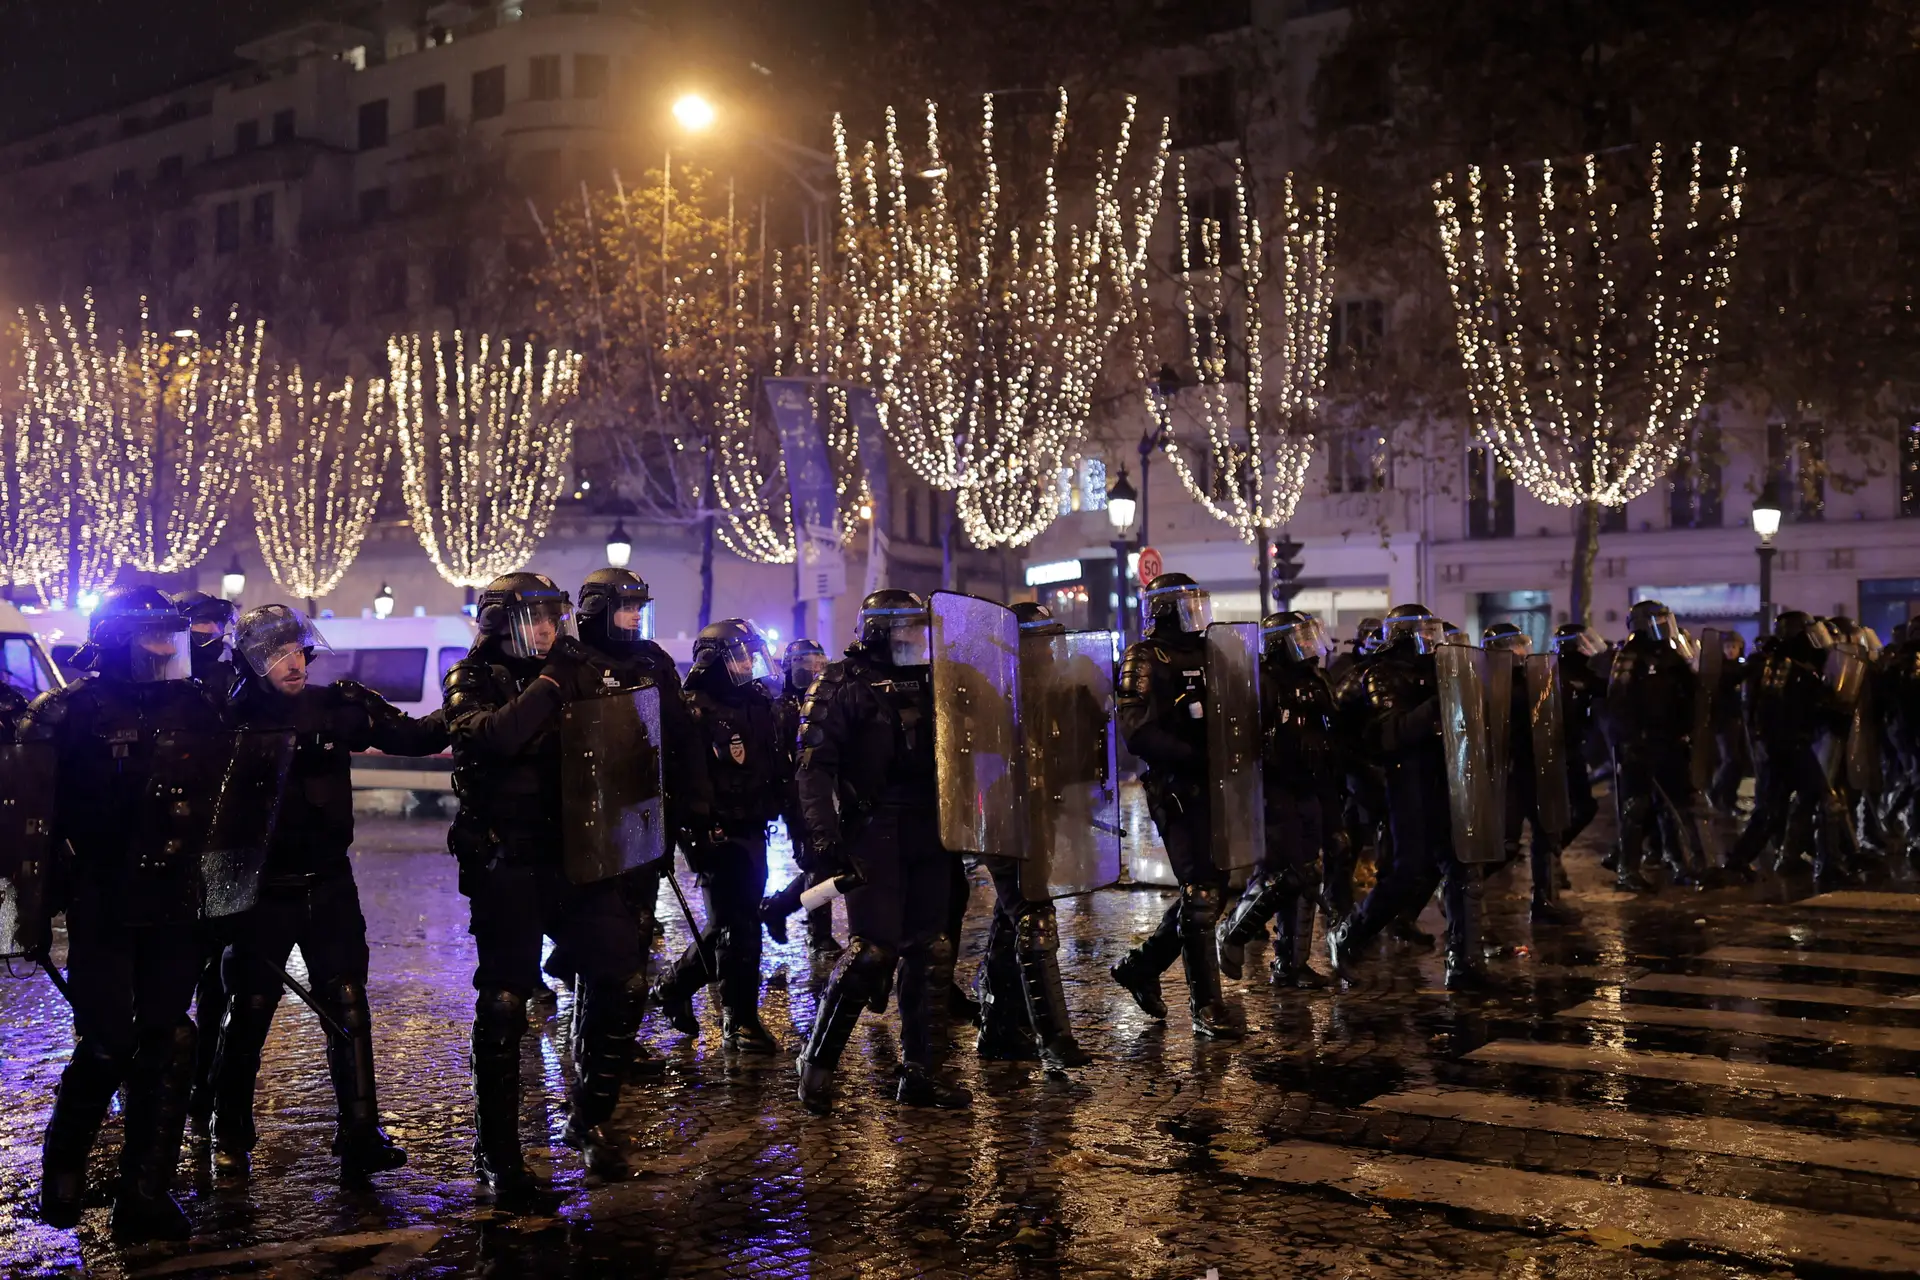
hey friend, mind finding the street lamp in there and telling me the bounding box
[1751,481,1783,636]
[220,554,246,602]
[605,520,633,569]
[1107,466,1139,641]
[373,583,395,620]
[671,93,716,133]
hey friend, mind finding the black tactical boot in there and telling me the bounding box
[187,955,227,1134]
[561,980,638,1180]
[715,928,779,1054]
[975,917,1039,1061]
[113,1022,196,1242]
[1111,902,1180,1020]
[1014,907,1091,1071]
[896,943,972,1109]
[322,980,407,1179]
[40,1040,121,1229]
[1216,873,1287,982]
[1443,867,1491,992]
[210,990,278,1172]
[760,872,806,946]
[895,1065,973,1109]
[1270,894,1327,988]
[650,948,706,1038]
[796,940,890,1116]
[471,989,536,1198]
[1179,884,1242,1040]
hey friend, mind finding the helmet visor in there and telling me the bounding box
[1551,628,1603,658]
[1388,614,1446,654]
[127,620,194,683]
[1486,632,1533,656]
[1642,610,1677,643]
[1803,619,1835,651]
[606,598,655,644]
[238,608,331,677]
[707,637,773,686]
[1264,617,1328,664]
[789,652,828,689]
[1672,627,1700,664]
[505,600,574,660]
[889,621,932,667]
[1144,585,1212,633]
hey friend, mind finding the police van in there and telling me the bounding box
[0,600,66,703]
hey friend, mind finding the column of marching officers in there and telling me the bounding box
[5,566,1918,1238]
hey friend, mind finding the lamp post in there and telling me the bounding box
[220,554,246,604]
[373,583,395,620]
[605,520,633,569]
[1107,465,1139,641]
[1751,481,1782,637]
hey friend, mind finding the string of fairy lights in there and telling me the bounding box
[1433,143,1744,511]
[251,362,391,601]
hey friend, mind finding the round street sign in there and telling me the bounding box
[1137,546,1163,587]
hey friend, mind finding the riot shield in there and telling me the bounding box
[930,592,1022,857]
[560,686,666,884]
[1479,647,1514,838]
[1205,622,1264,873]
[1018,630,1121,898]
[200,729,297,918]
[0,741,56,958]
[1690,628,1725,792]
[1436,644,1502,864]
[1825,647,1868,713]
[1524,654,1572,839]
[129,731,234,873]
[1847,680,1883,794]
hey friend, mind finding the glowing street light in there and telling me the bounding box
[374,583,395,620]
[672,93,716,133]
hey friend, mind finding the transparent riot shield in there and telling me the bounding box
[0,741,56,958]
[1691,628,1725,792]
[1479,646,1514,840]
[1848,680,1883,794]
[1019,630,1121,899]
[1205,622,1264,874]
[1819,648,1869,785]
[1524,654,1572,839]
[931,592,1022,857]
[561,686,666,884]
[129,730,234,874]
[1436,644,1502,864]
[200,729,297,918]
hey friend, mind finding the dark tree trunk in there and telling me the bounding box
[1569,499,1600,627]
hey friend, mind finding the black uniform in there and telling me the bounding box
[210,677,445,1175]
[21,672,229,1236]
[760,680,841,951]
[1328,638,1487,987]
[652,663,786,1051]
[445,634,654,1187]
[1729,635,1856,883]
[1107,625,1239,1037]
[1708,647,1751,814]
[1557,650,1605,846]
[1218,651,1340,987]
[1602,634,1710,887]
[1500,661,1564,916]
[1880,637,1920,865]
[792,641,963,1112]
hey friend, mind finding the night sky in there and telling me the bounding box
[0,1,317,143]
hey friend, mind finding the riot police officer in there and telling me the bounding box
[1217,612,1338,988]
[760,638,842,955]
[1484,624,1565,922]
[445,573,653,1191]
[1708,631,1751,815]
[793,589,971,1114]
[172,590,239,692]
[22,585,230,1239]
[652,620,787,1054]
[1728,611,1858,886]
[1108,573,1240,1039]
[1326,603,1489,990]
[972,602,1094,1072]
[1549,623,1606,849]
[209,605,446,1179]
[1602,600,1710,891]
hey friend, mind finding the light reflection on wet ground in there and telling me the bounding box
[2,809,1917,1277]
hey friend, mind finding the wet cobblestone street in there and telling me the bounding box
[6,811,1920,1278]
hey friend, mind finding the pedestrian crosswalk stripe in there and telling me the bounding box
[1699,946,1920,977]
[1795,891,1920,914]
[1365,1086,1920,1178]
[1629,972,1919,1010]
[1216,1140,1920,1274]
[1465,1040,1920,1107]
[1558,999,1920,1051]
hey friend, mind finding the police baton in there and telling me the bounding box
[29,950,73,1006]
[260,960,352,1043]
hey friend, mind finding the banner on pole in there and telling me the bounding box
[766,378,847,601]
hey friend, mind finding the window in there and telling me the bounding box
[1181,185,1241,269]
[1175,69,1237,147]
[529,54,562,100]
[1767,421,1825,522]
[157,154,184,183]
[359,186,391,222]
[574,53,609,98]
[375,258,408,314]
[1186,309,1238,383]
[110,168,136,197]
[414,83,447,128]
[214,201,240,254]
[169,218,197,271]
[250,192,275,246]
[1329,298,1384,369]
[472,65,507,119]
[272,108,295,142]
[128,227,152,272]
[431,245,468,306]
[1466,444,1514,539]
[1900,418,1920,517]
[235,119,259,152]
[1327,427,1390,493]
[1669,421,1723,529]
[358,99,389,150]
[1476,590,1551,652]
[308,648,427,704]
[0,637,56,699]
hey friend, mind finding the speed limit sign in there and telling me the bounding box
[1136,546,1163,586]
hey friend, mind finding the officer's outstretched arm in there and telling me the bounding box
[443,661,561,756]
[334,679,453,756]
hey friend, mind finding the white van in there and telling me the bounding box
[0,600,66,703]
[308,613,478,718]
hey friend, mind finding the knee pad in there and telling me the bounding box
[1012,903,1059,954]
[231,989,281,1025]
[473,987,527,1046]
[1181,881,1225,917]
[841,936,897,985]
[321,979,371,1034]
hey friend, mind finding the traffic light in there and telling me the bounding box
[1271,535,1303,608]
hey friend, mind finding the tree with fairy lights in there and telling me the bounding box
[1434,144,1744,622]
[388,331,582,591]
[251,360,392,610]
[832,90,1154,552]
